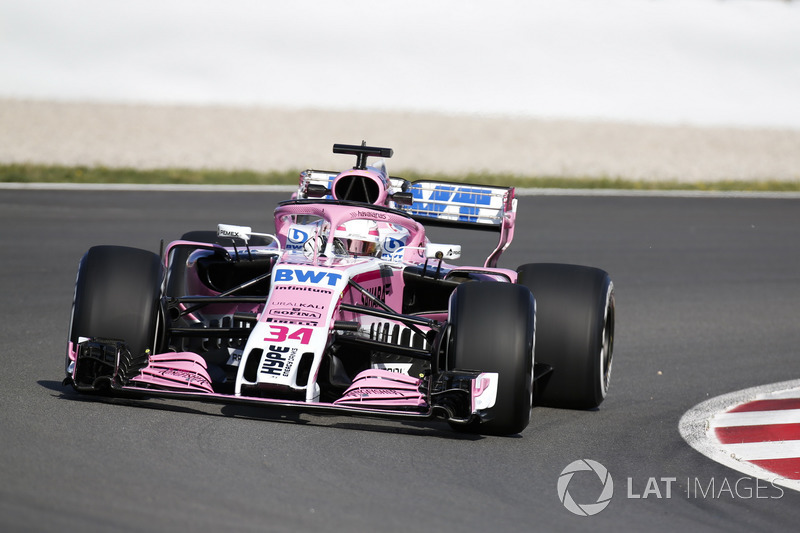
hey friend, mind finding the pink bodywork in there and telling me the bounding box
[130,352,214,393]
[333,369,426,408]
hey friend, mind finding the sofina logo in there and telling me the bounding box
[557,459,614,516]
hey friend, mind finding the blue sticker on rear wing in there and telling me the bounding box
[402,181,514,230]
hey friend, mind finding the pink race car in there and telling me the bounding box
[64,143,614,435]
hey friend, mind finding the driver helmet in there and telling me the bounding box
[333,219,381,257]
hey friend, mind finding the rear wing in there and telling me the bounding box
[296,172,515,231]
[402,180,515,231]
[402,180,517,268]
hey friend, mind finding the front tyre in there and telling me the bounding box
[66,246,164,378]
[517,263,614,409]
[446,282,536,435]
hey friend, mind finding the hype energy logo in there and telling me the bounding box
[557,459,614,516]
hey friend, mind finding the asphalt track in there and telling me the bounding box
[2,189,799,532]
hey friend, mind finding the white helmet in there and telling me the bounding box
[333,219,381,257]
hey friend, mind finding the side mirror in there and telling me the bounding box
[425,243,461,260]
[218,223,252,242]
[217,224,281,249]
[391,191,414,206]
[306,184,331,198]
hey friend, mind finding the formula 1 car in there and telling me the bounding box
[63,143,615,436]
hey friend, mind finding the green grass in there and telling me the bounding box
[0,164,299,185]
[2,163,799,192]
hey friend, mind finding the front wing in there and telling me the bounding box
[65,338,500,425]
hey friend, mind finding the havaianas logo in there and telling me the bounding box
[557,459,614,516]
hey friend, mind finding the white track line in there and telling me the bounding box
[724,441,800,462]
[711,409,800,428]
[2,182,800,199]
[0,183,296,192]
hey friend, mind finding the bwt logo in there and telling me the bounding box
[274,268,342,287]
[557,460,614,516]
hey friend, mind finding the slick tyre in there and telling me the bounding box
[66,246,164,376]
[447,282,535,435]
[516,263,614,409]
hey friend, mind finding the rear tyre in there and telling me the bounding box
[66,246,163,377]
[516,263,614,409]
[446,282,535,435]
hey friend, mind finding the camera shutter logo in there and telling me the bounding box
[557,459,614,516]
